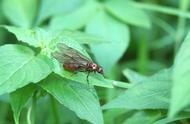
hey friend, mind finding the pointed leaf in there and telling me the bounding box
[123,111,161,124]
[86,11,129,73]
[104,109,127,124]
[37,0,84,24]
[154,112,190,124]
[52,35,113,88]
[2,26,52,48]
[0,44,52,95]
[169,33,190,117]
[10,84,35,124]
[50,0,98,30]
[53,63,113,88]
[105,0,151,28]
[2,0,37,27]
[123,68,148,83]
[2,26,104,51]
[40,74,104,124]
[103,69,172,109]
[57,30,106,44]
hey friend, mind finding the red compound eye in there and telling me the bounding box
[92,64,97,69]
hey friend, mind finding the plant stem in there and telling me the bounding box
[27,105,32,124]
[132,1,190,19]
[175,0,189,53]
[27,91,37,124]
[50,95,60,124]
[137,30,149,74]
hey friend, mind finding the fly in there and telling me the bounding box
[52,43,104,83]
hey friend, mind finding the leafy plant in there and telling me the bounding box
[0,0,190,124]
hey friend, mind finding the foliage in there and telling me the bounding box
[0,0,190,124]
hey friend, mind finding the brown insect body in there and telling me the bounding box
[63,63,79,71]
[52,43,104,83]
[64,62,103,74]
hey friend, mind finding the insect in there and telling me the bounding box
[52,43,104,83]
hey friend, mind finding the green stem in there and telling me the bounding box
[175,0,189,53]
[27,91,37,124]
[27,106,32,124]
[137,30,149,74]
[50,95,60,124]
[132,1,190,19]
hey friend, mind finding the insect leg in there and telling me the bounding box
[70,71,78,77]
[87,72,91,85]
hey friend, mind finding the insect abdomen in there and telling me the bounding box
[63,63,79,71]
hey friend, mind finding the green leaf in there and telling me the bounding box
[53,63,113,88]
[37,0,84,24]
[123,111,161,124]
[102,68,172,109]
[169,33,190,117]
[154,112,190,124]
[105,0,151,28]
[104,109,128,124]
[56,30,106,44]
[50,0,98,30]
[2,0,37,27]
[2,26,52,48]
[2,26,104,54]
[0,44,52,95]
[123,68,148,83]
[52,33,92,58]
[40,74,104,124]
[10,84,35,124]
[2,27,113,88]
[86,10,129,73]
[110,80,132,89]
[52,33,113,88]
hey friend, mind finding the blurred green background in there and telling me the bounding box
[0,0,190,124]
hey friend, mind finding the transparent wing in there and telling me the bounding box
[52,43,92,66]
[57,43,91,62]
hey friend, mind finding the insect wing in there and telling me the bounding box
[52,43,91,68]
[52,51,73,63]
[57,43,91,60]
[57,43,92,65]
